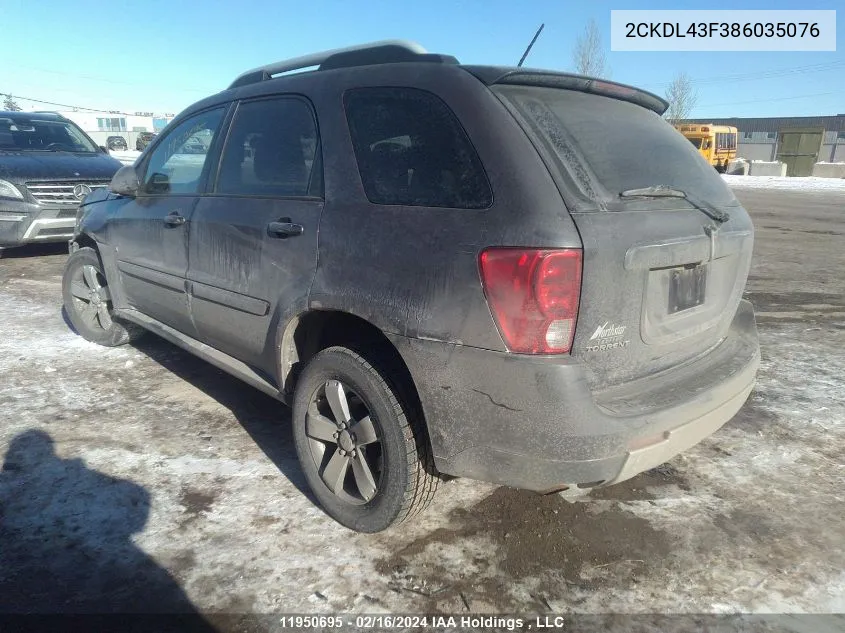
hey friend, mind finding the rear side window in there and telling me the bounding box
[344,87,492,209]
[216,97,322,197]
[495,85,735,207]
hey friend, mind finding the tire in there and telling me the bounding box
[292,346,438,532]
[62,247,144,347]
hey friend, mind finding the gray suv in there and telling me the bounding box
[0,111,122,254]
[63,41,759,532]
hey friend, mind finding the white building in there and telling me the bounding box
[55,110,176,148]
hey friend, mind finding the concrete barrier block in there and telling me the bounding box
[750,161,787,177]
[812,162,845,178]
[727,159,750,176]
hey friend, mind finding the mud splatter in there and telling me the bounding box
[179,488,217,517]
[377,483,673,610]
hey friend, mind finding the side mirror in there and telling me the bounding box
[99,145,109,153]
[109,165,141,197]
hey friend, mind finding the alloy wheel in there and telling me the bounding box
[67,264,113,331]
[305,379,383,505]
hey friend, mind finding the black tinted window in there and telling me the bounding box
[217,98,321,197]
[344,88,492,209]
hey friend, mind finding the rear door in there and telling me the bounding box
[108,107,227,336]
[186,96,323,374]
[495,86,754,390]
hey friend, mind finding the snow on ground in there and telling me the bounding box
[723,174,845,191]
[108,149,142,166]
[1,189,844,625]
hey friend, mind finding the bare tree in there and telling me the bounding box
[3,94,22,111]
[663,73,698,124]
[572,19,610,78]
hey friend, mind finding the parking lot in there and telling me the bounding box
[1,187,843,621]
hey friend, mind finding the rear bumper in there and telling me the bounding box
[0,200,77,247]
[391,299,759,492]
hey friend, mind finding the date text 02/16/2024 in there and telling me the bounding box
[276,615,532,630]
[272,615,596,630]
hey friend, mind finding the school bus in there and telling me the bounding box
[673,124,738,173]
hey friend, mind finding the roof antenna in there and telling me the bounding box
[517,23,545,67]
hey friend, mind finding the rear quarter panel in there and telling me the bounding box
[308,64,582,349]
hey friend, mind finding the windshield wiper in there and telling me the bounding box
[620,185,730,224]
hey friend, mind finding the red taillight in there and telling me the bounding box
[479,248,582,354]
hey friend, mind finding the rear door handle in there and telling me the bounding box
[163,211,186,227]
[267,219,304,238]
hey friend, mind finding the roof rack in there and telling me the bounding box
[228,40,456,89]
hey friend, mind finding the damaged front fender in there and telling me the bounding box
[73,188,120,242]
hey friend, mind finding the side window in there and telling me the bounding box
[344,87,492,209]
[142,108,224,195]
[216,98,321,197]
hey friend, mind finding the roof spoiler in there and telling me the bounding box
[464,67,669,115]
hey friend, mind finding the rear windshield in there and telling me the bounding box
[0,117,98,153]
[495,85,735,206]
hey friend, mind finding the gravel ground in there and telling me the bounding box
[0,189,843,629]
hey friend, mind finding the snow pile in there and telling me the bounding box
[722,174,845,191]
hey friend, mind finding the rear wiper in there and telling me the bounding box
[621,185,730,224]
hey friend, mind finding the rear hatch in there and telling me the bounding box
[493,82,754,391]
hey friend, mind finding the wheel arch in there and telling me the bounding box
[72,232,99,252]
[69,233,107,274]
[279,309,427,432]
[70,232,126,309]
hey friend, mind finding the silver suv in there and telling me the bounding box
[0,111,121,255]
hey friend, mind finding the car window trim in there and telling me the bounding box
[209,93,325,200]
[136,103,232,198]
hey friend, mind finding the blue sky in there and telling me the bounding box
[1,0,842,118]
